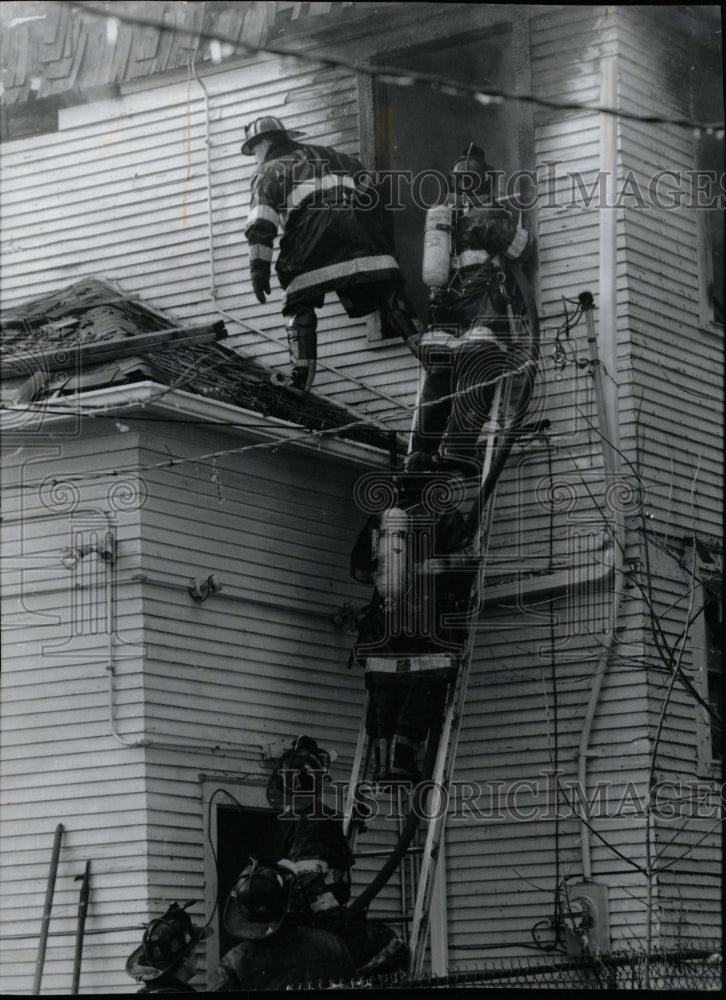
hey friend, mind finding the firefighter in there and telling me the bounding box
[268,735,409,973]
[125,901,211,993]
[350,504,473,781]
[267,735,354,924]
[365,673,450,781]
[209,862,356,990]
[407,142,536,473]
[348,147,537,779]
[242,115,421,390]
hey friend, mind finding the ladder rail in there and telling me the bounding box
[342,713,369,839]
[342,322,538,962]
[408,375,514,974]
[345,721,442,921]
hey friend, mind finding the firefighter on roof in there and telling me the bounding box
[125,901,211,993]
[242,115,421,390]
[407,142,537,472]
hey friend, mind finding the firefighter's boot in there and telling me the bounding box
[388,735,420,782]
[383,289,422,359]
[285,307,318,391]
[373,738,392,782]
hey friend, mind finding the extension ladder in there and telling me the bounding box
[342,373,517,975]
[341,254,541,969]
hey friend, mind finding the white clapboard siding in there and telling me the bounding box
[131,422,391,979]
[0,414,380,993]
[0,431,150,996]
[2,4,721,985]
[636,541,722,939]
[611,4,723,945]
[615,5,723,540]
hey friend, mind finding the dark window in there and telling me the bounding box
[1,96,60,143]
[372,25,518,330]
[691,33,724,327]
[703,579,723,762]
[215,805,284,957]
[698,133,724,326]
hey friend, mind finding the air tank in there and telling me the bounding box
[373,507,411,602]
[422,204,452,290]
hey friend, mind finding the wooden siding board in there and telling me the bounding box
[611,17,723,950]
[614,5,723,547]
[0,57,406,414]
[0,432,150,996]
[438,4,704,960]
[131,423,375,975]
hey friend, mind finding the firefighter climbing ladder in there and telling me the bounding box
[342,362,528,975]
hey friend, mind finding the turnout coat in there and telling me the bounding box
[433,197,533,336]
[245,140,402,311]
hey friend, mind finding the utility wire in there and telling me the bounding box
[0,412,396,493]
[2,334,538,428]
[65,1,724,134]
[0,336,539,489]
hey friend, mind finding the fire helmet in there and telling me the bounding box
[223,862,292,940]
[241,116,306,155]
[266,734,335,808]
[125,901,211,982]
[450,142,492,197]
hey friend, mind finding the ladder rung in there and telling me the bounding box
[363,653,458,674]
[353,846,424,859]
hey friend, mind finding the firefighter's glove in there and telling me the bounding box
[251,262,272,304]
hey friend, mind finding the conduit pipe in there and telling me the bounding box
[574,52,626,882]
[104,568,261,761]
[576,299,625,881]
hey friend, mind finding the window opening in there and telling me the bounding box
[697,133,724,326]
[371,25,517,331]
[215,804,284,957]
[702,577,723,764]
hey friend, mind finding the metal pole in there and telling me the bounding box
[71,861,91,994]
[32,823,64,995]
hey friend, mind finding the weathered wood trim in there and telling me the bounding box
[1,382,391,469]
[0,323,226,379]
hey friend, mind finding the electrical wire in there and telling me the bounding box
[551,297,586,376]
[64,1,725,134]
[1,332,542,493]
[564,430,723,724]
[0,411,393,493]
[1,344,537,433]
[203,786,248,932]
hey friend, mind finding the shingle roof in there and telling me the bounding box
[0,278,395,452]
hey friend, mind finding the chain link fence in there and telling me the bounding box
[293,944,723,991]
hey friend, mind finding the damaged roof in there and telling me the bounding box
[0,278,395,453]
[0,1,395,108]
